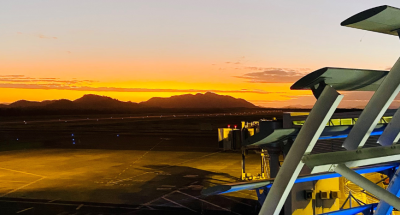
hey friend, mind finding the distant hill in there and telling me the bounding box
[141,92,257,108]
[2,93,257,110]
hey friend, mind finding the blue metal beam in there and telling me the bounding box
[375,166,400,215]
[201,163,398,196]
[320,203,377,215]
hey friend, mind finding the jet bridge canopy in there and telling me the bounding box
[290,67,388,91]
[341,5,400,36]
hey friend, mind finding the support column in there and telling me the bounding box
[241,149,246,180]
[259,85,343,215]
[268,150,280,178]
[334,164,400,210]
[375,166,400,215]
[261,150,265,178]
[378,107,400,146]
[343,57,400,150]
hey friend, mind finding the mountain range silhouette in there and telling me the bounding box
[1,92,257,109]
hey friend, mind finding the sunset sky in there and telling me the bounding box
[2,1,400,108]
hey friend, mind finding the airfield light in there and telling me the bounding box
[73,142,75,144]
[228,125,230,128]
[72,139,75,141]
[17,139,18,141]
[234,125,237,129]
[72,134,74,137]
[117,134,119,137]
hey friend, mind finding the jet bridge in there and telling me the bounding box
[205,5,400,215]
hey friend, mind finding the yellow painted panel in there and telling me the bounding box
[289,112,310,116]
[218,128,231,141]
[248,128,255,136]
[341,118,353,125]
[383,116,392,123]
[292,201,313,215]
[331,119,341,126]
[315,178,340,214]
[293,121,305,126]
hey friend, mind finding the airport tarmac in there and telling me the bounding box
[0,112,270,214]
[0,112,276,214]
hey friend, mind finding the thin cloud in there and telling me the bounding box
[0,75,94,85]
[38,34,57,39]
[0,75,271,94]
[235,68,308,83]
[0,83,273,94]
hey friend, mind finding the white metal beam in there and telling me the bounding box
[378,107,400,146]
[302,145,400,174]
[334,164,400,210]
[343,57,400,150]
[259,85,343,215]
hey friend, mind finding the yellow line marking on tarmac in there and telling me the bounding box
[1,177,46,197]
[176,191,241,215]
[16,207,34,213]
[0,167,45,178]
[162,197,198,213]
[76,204,84,210]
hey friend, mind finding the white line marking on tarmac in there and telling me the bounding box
[0,199,138,210]
[157,188,171,191]
[220,196,252,207]
[48,199,59,203]
[112,151,222,184]
[110,140,164,183]
[16,207,34,213]
[176,191,241,215]
[76,204,84,210]
[0,180,34,183]
[0,167,45,178]
[1,177,46,197]
[162,197,198,213]
[140,189,179,208]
